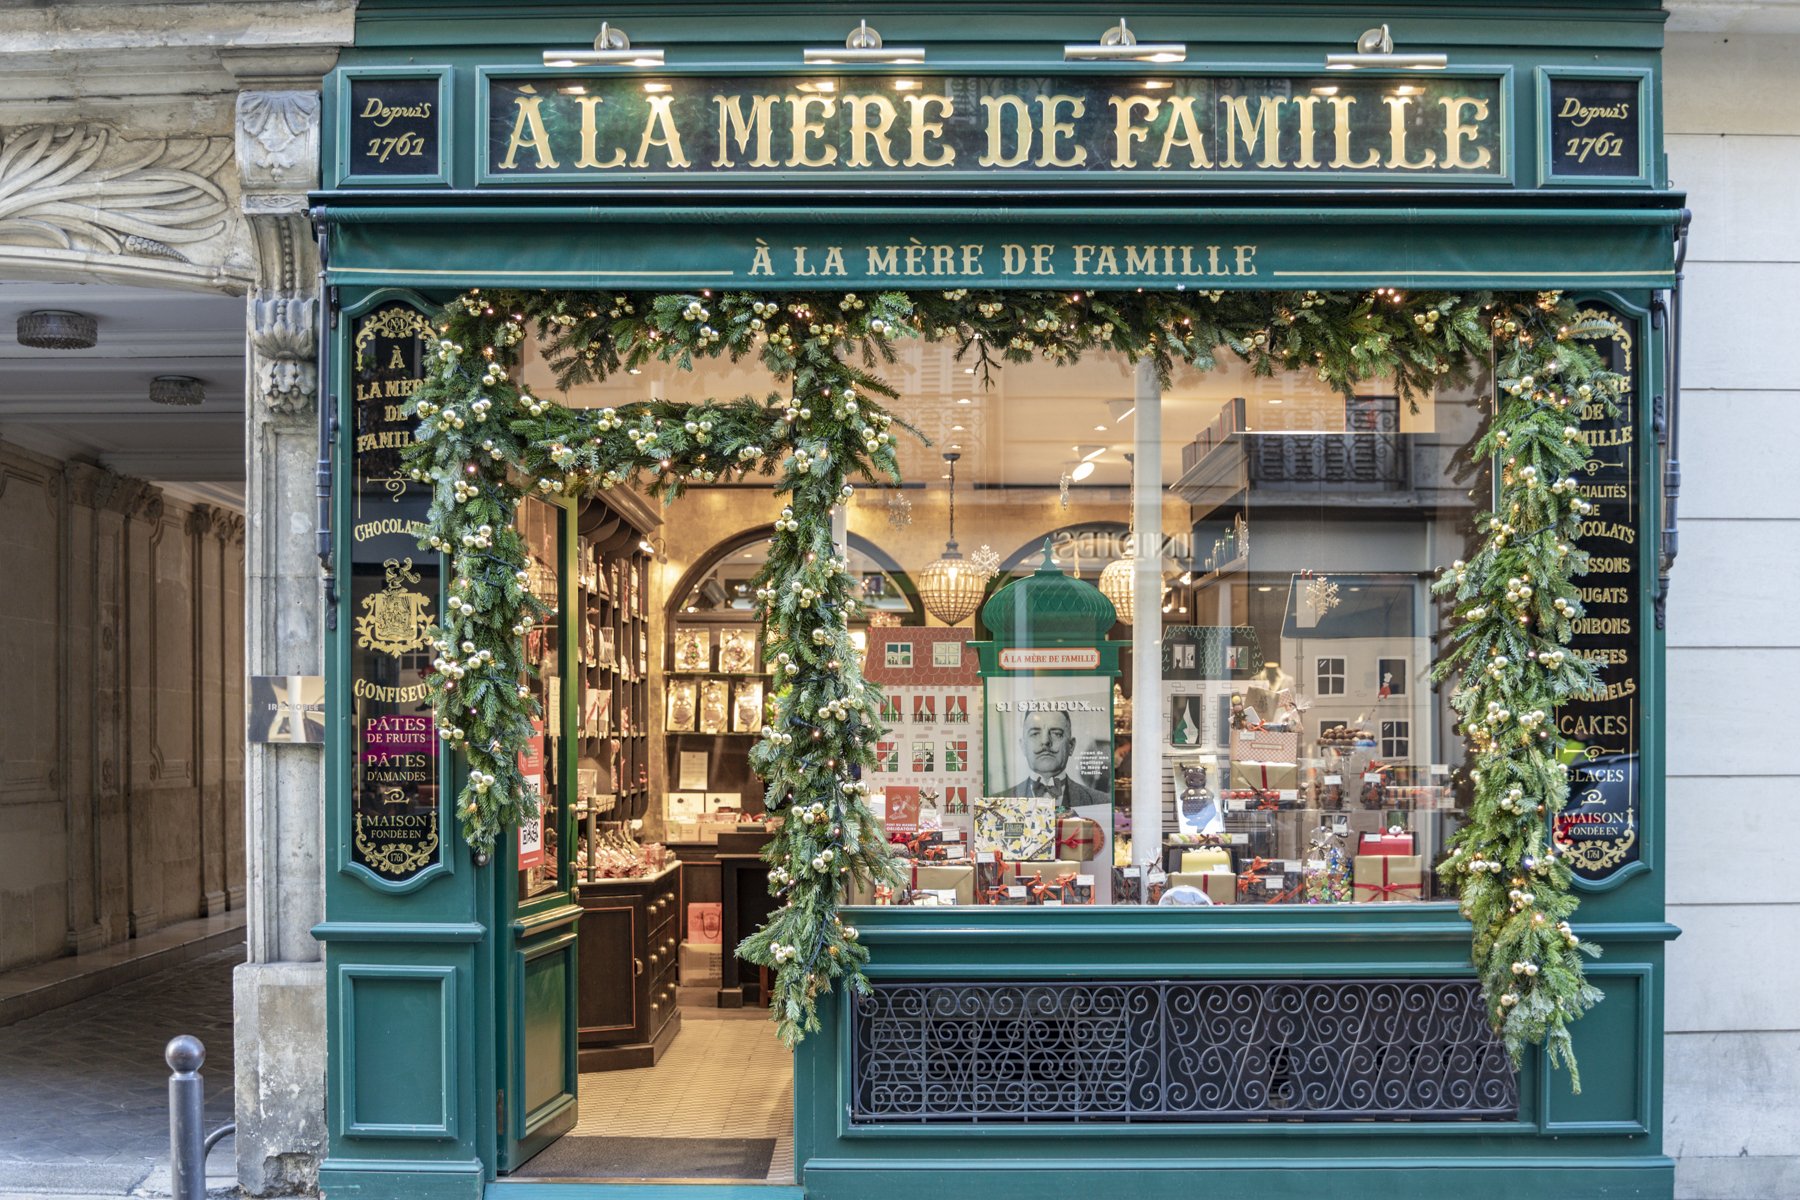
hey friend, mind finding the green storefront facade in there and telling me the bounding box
[314,3,1684,1198]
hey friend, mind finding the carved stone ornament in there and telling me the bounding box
[0,126,250,287]
[252,292,319,414]
[236,91,321,194]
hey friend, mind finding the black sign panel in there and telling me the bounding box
[347,76,441,178]
[348,302,441,880]
[1546,77,1641,179]
[1553,306,1642,881]
[484,72,1506,182]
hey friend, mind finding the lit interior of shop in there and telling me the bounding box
[500,332,1487,1182]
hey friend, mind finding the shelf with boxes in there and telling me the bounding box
[663,620,770,842]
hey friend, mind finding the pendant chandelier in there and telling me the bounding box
[916,452,993,626]
[1098,453,1140,625]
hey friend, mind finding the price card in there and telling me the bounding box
[1430,764,1450,777]
[1263,874,1286,890]
[1364,772,1382,783]
[1325,775,1342,785]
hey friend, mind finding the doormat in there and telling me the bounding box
[515,1136,777,1181]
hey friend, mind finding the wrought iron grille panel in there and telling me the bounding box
[850,979,1517,1123]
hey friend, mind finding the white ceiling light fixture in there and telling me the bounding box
[543,21,664,68]
[805,20,925,65]
[1065,18,1186,64]
[1069,460,1097,482]
[1326,24,1447,71]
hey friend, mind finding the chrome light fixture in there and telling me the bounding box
[17,309,97,350]
[149,375,205,407]
[1326,25,1447,71]
[916,452,994,626]
[1065,18,1186,64]
[804,20,924,65]
[543,21,664,68]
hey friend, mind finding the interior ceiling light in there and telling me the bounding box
[1065,18,1186,63]
[805,20,924,65]
[149,375,204,407]
[543,21,664,68]
[1326,24,1447,71]
[1069,460,1097,482]
[17,309,97,350]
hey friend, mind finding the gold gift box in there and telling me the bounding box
[1352,854,1424,902]
[1179,847,1232,873]
[913,863,976,906]
[1170,870,1237,904]
[1228,760,1299,792]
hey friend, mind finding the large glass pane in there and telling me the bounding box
[525,321,1482,907]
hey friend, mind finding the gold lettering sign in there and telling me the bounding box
[487,74,1505,180]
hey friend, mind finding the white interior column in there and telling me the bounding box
[1130,360,1163,869]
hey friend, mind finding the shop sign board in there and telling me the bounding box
[1553,304,1643,882]
[347,300,443,882]
[481,72,1505,184]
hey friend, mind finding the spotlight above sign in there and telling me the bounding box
[1065,18,1187,64]
[804,20,925,65]
[542,21,663,68]
[1326,25,1448,71]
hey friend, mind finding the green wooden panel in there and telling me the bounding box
[522,944,570,1116]
[1543,964,1655,1135]
[342,965,458,1138]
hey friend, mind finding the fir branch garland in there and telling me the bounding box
[401,285,1622,1068]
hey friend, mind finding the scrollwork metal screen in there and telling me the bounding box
[850,979,1517,1123]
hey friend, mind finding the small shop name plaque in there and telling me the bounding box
[486,73,1504,182]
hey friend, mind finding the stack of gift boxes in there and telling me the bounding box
[845,809,1108,907]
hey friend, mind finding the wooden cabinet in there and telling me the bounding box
[575,863,682,1071]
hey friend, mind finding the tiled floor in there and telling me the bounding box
[0,946,239,1183]
[565,1008,796,1184]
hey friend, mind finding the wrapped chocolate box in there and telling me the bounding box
[1228,760,1299,794]
[1170,870,1238,905]
[1231,727,1299,762]
[1353,853,1424,902]
[1178,847,1232,873]
[912,862,976,906]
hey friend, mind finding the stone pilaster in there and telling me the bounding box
[227,47,339,1198]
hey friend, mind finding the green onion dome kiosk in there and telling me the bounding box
[315,3,1683,1198]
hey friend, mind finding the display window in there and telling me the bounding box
[525,333,1483,909]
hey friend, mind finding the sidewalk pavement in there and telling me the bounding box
[0,947,242,1199]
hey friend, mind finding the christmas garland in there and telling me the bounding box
[401,285,1622,1070]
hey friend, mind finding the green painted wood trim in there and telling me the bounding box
[508,902,582,939]
[797,1160,1674,1200]
[321,203,1685,226]
[488,1184,804,1199]
[318,1155,486,1200]
[315,921,489,943]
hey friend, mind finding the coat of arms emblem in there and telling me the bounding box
[356,558,433,657]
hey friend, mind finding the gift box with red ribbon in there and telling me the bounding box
[1228,760,1299,793]
[1231,727,1299,762]
[1055,816,1105,861]
[1353,853,1424,902]
[1358,831,1417,856]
